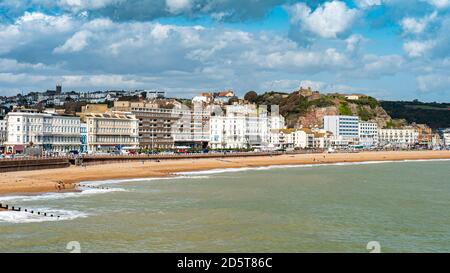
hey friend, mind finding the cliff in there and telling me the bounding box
[254,89,391,128]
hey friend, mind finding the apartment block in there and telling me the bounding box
[324,115,360,144]
[359,122,379,147]
[378,128,418,148]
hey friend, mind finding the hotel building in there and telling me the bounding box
[210,105,284,149]
[5,110,81,154]
[84,112,139,153]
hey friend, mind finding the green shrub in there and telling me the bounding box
[339,102,352,115]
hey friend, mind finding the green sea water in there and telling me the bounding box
[0,160,449,253]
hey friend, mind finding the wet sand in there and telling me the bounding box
[0,150,449,196]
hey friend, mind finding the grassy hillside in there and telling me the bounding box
[254,90,391,128]
[380,100,450,129]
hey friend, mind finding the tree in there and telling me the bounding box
[244,91,258,103]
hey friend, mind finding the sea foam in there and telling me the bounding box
[0,187,126,203]
[0,208,88,224]
[175,158,450,176]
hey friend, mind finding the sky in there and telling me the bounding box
[0,0,450,102]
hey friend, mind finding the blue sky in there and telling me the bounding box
[0,0,449,102]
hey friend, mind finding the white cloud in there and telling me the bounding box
[362,54,404,74]
[427,0,450,9]
[355,0,383,8]
[400,12,437,34]
[0,59,51,73]
[287,1,359,39]
[61,74,141,88]
[403,40,435,57]
[0,7,441,100]
[0,12,77,54]
[166,0,192,14]
[346,34,365,52]
[57,0,118,11]
[417,73,450,93]
[54,30,92,53]
[244,48,351,72]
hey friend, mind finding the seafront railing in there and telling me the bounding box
[0,149,331,171]
[0,157,71,173]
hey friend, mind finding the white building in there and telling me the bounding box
[85,111,139,153]
[323,115,359,144]
[0,119,7,146]
[269,128,329,150]
[378,128,418,148]
[146,90,166,100]
[359,122,379,147]
[5,110,81,154]
[345,94,364,100]
[443,131,450,147]
[172,104,211,149]
[209,105,284,149]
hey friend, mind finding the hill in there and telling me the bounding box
[253,88,391,128]
[380,100,450,129]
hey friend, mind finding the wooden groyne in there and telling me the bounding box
[74,183,111,190]
[0,203,61,218]
[0,158,70,173]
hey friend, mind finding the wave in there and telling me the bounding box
[0,208,88,224]
[0,187,126,203]
[78,175,211,186]
[176,158,450,176]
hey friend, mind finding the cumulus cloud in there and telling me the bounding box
[166,0,192,13]
[56,0,119,11]
[355,0,383,8]
[0,0,449,101]
[1,0,326,23]
[0,10,402,97]
[427,0,450,9]
[287,1,359,39]
[362,54,404,75]
[0,12,77,54]
[403,40,435,57]
[54,30,92,53]
[346,34,365,52]
[400,11,437,34]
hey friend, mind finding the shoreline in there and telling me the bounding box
[1,150,450,196]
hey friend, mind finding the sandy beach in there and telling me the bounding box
[0,150,449,196]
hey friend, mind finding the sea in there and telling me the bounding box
[0,159,449,253]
